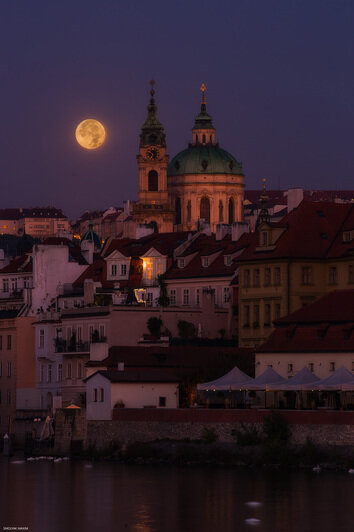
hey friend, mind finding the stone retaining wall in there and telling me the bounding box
[87,409,354,450]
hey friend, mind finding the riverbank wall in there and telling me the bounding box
[53,409,354,453]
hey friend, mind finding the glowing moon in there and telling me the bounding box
[75,119,106,150]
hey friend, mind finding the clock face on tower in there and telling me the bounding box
[146,147,160,160]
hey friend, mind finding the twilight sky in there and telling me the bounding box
[1,0,354,219]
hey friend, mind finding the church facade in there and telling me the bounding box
[132,83,245,234]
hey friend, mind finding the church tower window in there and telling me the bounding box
[148,170,158,191]
[200,197,210,223]
[228,198,234,224]
[175,197,181,225]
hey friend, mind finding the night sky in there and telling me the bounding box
[1,0,354,219]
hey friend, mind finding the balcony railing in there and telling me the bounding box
[54,339,90,353]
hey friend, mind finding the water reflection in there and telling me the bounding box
[0,459,353,532]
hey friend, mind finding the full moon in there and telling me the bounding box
[75,119,106,150]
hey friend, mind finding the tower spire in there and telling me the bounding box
[140,80,166,147]
[192,83,215,145]
[257,178,270,227]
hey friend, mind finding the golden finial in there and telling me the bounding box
[200,83,206,104]
[262,177,267,193]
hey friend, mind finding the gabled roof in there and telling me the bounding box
[103,232,191,259]
[0,254,32,274]
[85,369,181,383]
[165,232,251,280]
[238,201,354,261]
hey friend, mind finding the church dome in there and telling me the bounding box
[168,144,243,177]
[81,222,101,250]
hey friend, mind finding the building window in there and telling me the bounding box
[228,198,234,224]
[67,362,72,379]
[169,289,176,305]
[253,269,260,287]
[223,287,230,303]
[244,269,250,288]
[200,196,210,224]
[40,364,44,383]
[253,305,260,327]
[0,335,2,350]
[262,231,268,246]
[148,170,158,191]
[302,266,313,285]
[178,258,185,268]
[329,267,337,285]
[39,329,44,348]
[121,264,127,276]
[225,255,231,266]
[78,363,82,379]
[7,390,11,405]
[111,264,117,276]
[58,364,62,382]
[183,289,190,305]
[274,303,281,320]
[159,396,166,407]
[99,325,105,339]
[202,257,209,267]
[308,363,314,373]
[23,277,30,288]
[7,335,11,350]
[264,303,271,326]
[288,363,293,373]
[196,288,200,306]
[7,362,11,377]
[99,388,104,402]
[349,264,354,284]
[89,326,94,341]
[11,278,17,291]
[147,292,153,304]
[274,267,281,286]
[3,279,9,292]
[329,362,335,372]
[264,268,271,287]
[93,388,98,402]
[77,327,82,344]
[243,305,250,327]
[47,364,52,383]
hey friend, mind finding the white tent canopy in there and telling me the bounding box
[272,366,321,391]
[241,367,288,391]
[197,366,253,391]
[302,366,354,391]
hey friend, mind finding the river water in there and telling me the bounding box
[0,458,353,532]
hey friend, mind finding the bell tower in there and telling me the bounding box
[133,81,174,233]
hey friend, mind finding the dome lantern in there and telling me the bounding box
[192,84,216,146]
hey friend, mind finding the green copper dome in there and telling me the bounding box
[168,144,243,177]
[81,222,101,250]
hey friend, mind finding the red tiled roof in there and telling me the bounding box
[275,290,354,325]
[0,254,32,274]
[103,232,192,259]
[86,369,181,383]
[165,232,252,280]
[258,324,354,353]
[258,290,354,353]
[238,201,354,261]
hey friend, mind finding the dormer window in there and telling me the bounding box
[343,230,353,242]
[111,264,117,277]
[202,257,209,267]
[224,255,232,266]
[178,258,185,268]
[262,231,268,246]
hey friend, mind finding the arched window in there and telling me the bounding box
[228,198,234,224]
[148,170,158,191]
[195,134,199,143]
[210,135,212,142]
[175,197,181,225]
[202,134,206,144]
[148,221,158,233]
[200,197,210,223]
[219,200,224,222]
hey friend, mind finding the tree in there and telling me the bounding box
[147,317,163,337]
